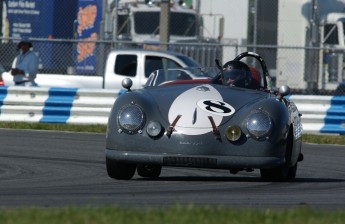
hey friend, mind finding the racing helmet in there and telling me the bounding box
[222,60,251,88]
[249,67,261,89]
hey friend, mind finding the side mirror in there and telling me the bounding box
[278,85,290,99]
[122,78,133,91]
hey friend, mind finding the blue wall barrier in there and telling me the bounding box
[41,88,78,123]
[0,86,8,106]
[321,96,345,135]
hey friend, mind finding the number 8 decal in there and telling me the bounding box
[197,99,235,116]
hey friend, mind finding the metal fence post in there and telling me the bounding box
[160,0,170,51]
[99,0,108,89]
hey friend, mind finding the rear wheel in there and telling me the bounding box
[137,164,162,178]
[106,157,136,180]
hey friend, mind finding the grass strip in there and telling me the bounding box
[302,134,345,145]
[0,206,345,224]
[0,122,107,133]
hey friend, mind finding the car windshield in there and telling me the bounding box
[134,12,197,37]
[145,67,220,86]
[176,55,201,67]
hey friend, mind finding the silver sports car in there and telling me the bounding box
[105,52,303,181]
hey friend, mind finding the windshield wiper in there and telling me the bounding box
[183,20,195,36]
[117,17,130,34]
[151,25,160,37]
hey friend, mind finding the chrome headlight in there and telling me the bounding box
[246,110,272,139]
[118,104,145,134]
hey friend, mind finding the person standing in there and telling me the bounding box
[11,38,39,86]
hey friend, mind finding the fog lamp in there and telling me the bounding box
[226,125,242,142]
[146,120,162,138]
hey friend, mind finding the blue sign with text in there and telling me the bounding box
[5,0,78,71]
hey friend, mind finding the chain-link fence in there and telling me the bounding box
[1,37,345,95]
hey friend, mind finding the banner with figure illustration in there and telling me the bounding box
[76,0,102,74]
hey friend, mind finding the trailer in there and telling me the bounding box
[276,0,345,93]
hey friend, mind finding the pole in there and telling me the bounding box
[306,0,320,93]
[160,0,170,51]
[253,0,257,53]
[99,0,107,88]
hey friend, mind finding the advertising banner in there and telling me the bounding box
[6,0,53,38]
[5,0,78,72]
[76,0,102,74]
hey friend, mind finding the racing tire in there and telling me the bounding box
[287,163,297,180]
[260,129,297,182]
[137,164,162,178]
[260,165,290,182]
[106,157,136,180]
[260,163,297,181]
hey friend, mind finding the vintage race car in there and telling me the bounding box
[105,52,303,181]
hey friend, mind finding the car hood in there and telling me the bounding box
[144,84,268,135]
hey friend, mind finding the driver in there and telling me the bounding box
[222,60,252,88]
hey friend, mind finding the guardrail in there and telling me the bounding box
[289,95,345,135]
[0,86,118,125]
[0,86,344,134]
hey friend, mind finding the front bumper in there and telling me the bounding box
[105,149,286,169]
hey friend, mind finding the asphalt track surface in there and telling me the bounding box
[0,128,345,209]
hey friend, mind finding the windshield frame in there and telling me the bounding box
[145,67,219,87]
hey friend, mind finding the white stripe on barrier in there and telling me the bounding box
[0,86,50,123]
[4,86,50,106]
[68,88,117,124]
[0,105,44,123]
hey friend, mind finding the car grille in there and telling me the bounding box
[163,156,217,168]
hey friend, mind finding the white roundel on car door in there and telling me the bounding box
[168,84,235,135]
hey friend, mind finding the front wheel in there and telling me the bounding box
[260,163,297,182]
[106,157,136,180]
[137,164,162,178]
[261,127,298,182]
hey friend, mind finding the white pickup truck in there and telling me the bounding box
[1,49,200,89]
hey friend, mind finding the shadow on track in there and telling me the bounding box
[133,176,345,183]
